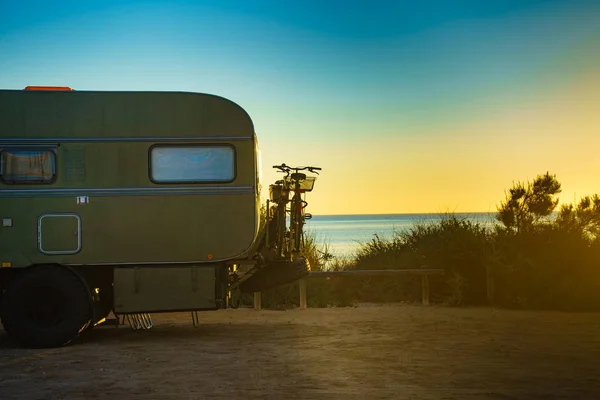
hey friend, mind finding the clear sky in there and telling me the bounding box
[2,0,600,215]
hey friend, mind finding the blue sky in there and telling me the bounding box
[2,0,600,213]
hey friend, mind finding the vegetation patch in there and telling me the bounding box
[262,172,600,311]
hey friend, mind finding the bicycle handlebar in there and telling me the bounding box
[272,163,322,174]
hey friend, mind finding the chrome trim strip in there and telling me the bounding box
[0,143,59,148]
[0,136,252,144]
[0,186,255,198]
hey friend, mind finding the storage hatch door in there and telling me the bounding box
[38,213,82,255]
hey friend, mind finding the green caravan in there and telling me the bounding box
[0,87,309,348]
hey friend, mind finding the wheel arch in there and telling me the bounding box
[1,263,96,323]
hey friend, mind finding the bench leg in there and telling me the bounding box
[299,278,307,310]
[421,275,430,306]
[253,292,261,310]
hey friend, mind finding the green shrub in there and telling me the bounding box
[350,214,493,305]
[260,172,600,311]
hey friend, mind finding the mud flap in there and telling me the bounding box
[238,257,310,293]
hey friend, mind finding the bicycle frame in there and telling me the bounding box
[266,164,320,260]
[288,181,308,254]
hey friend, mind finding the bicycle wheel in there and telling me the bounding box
[275,202,287,257]
[290,196,304,253]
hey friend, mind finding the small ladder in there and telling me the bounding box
[191,311,200,327]
[124,313,154,330]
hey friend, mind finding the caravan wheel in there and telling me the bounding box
[0,265,92,348]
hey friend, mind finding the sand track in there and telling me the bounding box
[1,304,600,399]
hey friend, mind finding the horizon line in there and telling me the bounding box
[312,211,498,217]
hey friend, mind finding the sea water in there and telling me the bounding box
[304,213,498,258]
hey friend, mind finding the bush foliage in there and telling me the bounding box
[261,173,600,311]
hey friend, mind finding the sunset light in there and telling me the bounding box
[3,1,599,214]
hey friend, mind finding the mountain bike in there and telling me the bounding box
[230,163,321,296]
[268,164,321,259]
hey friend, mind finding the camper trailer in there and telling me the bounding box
[0,87,308,348]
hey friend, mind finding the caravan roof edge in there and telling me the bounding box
[0,90,255,140]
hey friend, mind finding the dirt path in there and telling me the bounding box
[1,304,600,399]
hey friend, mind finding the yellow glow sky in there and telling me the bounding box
[3,1,600,215]
[259,62,600,215]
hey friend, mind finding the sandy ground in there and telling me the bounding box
[1,304,600,400]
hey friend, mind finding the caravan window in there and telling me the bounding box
[0,149,56,184]
[150,145,235,183]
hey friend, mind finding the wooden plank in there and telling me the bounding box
[308,269,444,278]
[299,278,307,310]
[253,292,261,310]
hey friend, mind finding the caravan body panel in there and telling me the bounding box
[0,90,260,267]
